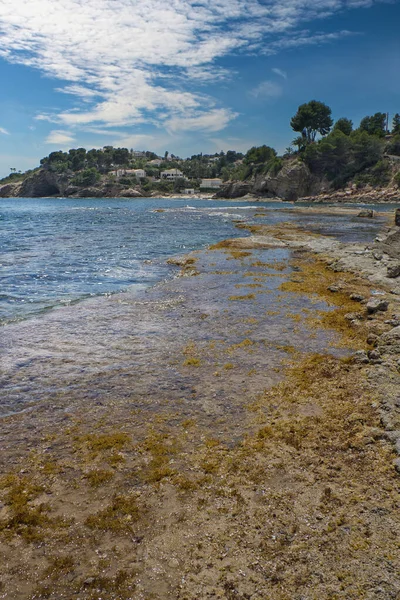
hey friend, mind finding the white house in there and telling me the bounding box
[200,178,223,189]
[116,168,146,179]
[161,169,185,180]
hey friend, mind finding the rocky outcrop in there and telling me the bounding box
[253,160,325,201]
[0,183,19,197]
[17,169,63,197]
[120,188,143,198]
[215,160,327,201]
[214,182,252,199]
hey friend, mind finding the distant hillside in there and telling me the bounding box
[1,103,400,201]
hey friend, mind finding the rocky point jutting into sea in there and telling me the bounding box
[0,196,399,599]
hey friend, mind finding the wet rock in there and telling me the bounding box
[395,208,400,227]
[352,350,369,364]
[357,209,374,218]
[366,298,389,314]
[387,264,400,278]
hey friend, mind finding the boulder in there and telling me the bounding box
[387,264,400,279]
[366,298,389,314]
[378,326,400,354]
[357,209,374,218]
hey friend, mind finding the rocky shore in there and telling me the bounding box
[299,185,400,204]
[0,207,399,599]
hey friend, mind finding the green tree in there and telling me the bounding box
[333,118,353,136]
[359,113,386,137]
[244,145,276,165]
[290,100,333,144]
[387,135,400,156]
[72,167,101,187]
[392,114,400,135]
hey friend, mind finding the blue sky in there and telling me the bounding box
[0,0,399,177]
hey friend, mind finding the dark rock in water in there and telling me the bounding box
[395,208,400,227]
[366,298,389,314]
[357,209,374,218]
[387,264,400,279]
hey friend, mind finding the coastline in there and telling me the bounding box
[0,210,399,599]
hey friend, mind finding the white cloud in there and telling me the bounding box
[250,80,283,99]
[45,130,76,145]
[272,68,287,79]
[0,0,381,137]
[0,127,10,135]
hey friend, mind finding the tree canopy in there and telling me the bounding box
[332,118,353,136]
[290,100,333,143]
[359,113,387,137]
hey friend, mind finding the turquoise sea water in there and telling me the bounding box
[0,197,389,324]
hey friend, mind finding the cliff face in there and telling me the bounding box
[216,159,329,201]
[0,169,146,199]
[253,160,327,200]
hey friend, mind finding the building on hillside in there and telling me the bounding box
[161,169,185,180]
[200,178,223,189]
[183,188,195,195]
[131,151,146,158]
[116,168,146,179]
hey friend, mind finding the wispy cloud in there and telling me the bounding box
[272,68,287,80]
[45,130,76,145]
[250,80,283,100]
[0,127,10,135]
[0,0,380,138]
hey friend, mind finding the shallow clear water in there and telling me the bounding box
[0,197,388,324]
[0,197,389,417]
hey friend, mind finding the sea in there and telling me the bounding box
[0,197,393,417]
[0,197,390,324]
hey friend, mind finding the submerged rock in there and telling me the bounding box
[358,209,374,218]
